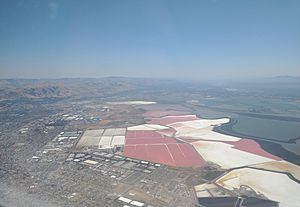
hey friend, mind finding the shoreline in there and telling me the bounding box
[214,118,300,166]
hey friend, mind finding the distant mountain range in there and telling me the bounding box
[0,78,135,100]
[0,76,299,100]
[0,77,182,100]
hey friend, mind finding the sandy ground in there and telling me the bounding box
[77,128,126,148]
[216,168,300,207]
[76,129,104,148]
[168,119,240,142]
[170,118,230,129]
[192,141,275,168]
[112,136,125,145]
[103,128,126,136]
[127,124,169,131]
[251,160,300,181]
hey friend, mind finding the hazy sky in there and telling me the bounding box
[0,0,299,79]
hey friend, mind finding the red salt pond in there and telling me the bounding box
[124,107,281,166]
[124,130,205,167]
[232,139,282,160]
[146,144,175,166]
[124,143,205,167]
